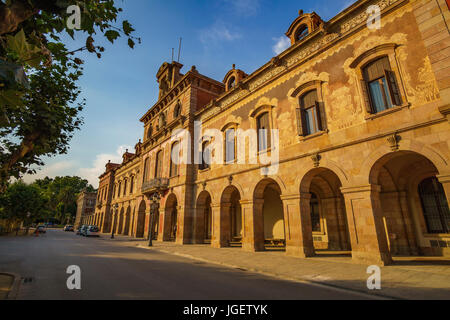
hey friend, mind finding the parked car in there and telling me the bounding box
[36,225,47,234]
[82,225,100,237]
[79,225,88,236]
[64,225,74,232]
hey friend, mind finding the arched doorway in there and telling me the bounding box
[136,200,146,238]
[369,151,450,256]
[163,194,178,242]
[123,207,131,235]
[300,168,351,256]
[219,186,242,247]
[117,208,124,234]
[253,179,285,251]
[195,191,212,244]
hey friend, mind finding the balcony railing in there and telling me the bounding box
[141,178,169,194]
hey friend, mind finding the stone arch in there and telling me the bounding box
[367,150,449,256]
[217,185,243,247]
[299,167,352,253]
[252,178,285,251]
[117,207,124,234]
[136,200,146,238]
[162,193,178,242]
[296,160,350,193]
[360,140,449,185]
[194,190,213,244]
[123,206,131,235]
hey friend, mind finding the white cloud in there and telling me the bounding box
[22,161,77,184]
[225,0,260,16]
[272,36,291,55]
[78,145,132,188]
[200,20,242,44]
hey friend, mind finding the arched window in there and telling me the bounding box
[130,176,134,195]
[362,56,402,114]
[228,77,236,90]
[147,125,153,140]
[294,25,309,42]
[174,101,181,119]
[298,89,323,136]
[257,112,271,152]
[158,113,166,129]
[118,182,122,198]
[199,141,211,171]
[112,185,116,199]
[225,128,236,163]
[155,150,163,178]
[310,193,321,232]
[170,142,180,177]
[123,179,127,196]
[143,158,150,182]
[419,177,450,234]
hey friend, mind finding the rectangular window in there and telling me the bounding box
[200,142,211,170]
[225,129,236,163]
[257,113,271,152]
[170,143,180,177]
[368,77,393,113]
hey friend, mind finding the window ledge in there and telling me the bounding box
[299,130,328,142]
[423,233,450,238]
[258,148,272,156]
[198,168,211,173]
[365,103,410,121]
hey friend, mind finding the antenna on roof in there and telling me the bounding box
[177,37,182,63]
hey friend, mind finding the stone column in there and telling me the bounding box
[176,206,193,245]
[341,185,393,266]
[282,194,315,258]
[192,205,205,244]
[212,202,230,248]
[241,199,265,252]
[158,207,170,241]
[438,174,450,207]
[336,196,351,250]
[398,191,419,255]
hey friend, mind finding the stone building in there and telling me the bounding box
[75,190,97,228]
[93,0,450,265]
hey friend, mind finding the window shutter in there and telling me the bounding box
[385,70,402,106]
[360,79,373,113]
[301,109,308,136]
[316,101,327,131]
[295,108,303,136]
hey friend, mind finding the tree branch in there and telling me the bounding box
[0,1,38,36]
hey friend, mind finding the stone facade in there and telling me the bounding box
[75,191,97,228]
[94,0,450,265]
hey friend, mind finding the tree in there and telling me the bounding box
[0,181,45,226]
[0,0,139,191]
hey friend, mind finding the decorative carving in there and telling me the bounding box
[202,181,207,190]
[311,153,321,168]
[228,175,233,185]
[387,133,401,151]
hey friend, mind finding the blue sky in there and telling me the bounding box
[23,0,353,188]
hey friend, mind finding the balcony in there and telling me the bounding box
[141,178,169,194]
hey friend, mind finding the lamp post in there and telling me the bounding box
[148,193,161,247]
[111,203,119,239]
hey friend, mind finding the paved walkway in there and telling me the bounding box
[0,274,14,300]
[105,234,450,300]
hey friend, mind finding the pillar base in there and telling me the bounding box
[242,241,265,252]
[211,241,229,249]
[286,245,315,258]
[351,251,393,266]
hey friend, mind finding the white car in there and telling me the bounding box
[84,225,100,237]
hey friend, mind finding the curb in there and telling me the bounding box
[0,272,21,300]
[134,244,395,300]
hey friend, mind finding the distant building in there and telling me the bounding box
[93,0,450,265]
[75,191,97,228]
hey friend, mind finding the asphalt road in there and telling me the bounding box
[0,230,374,300]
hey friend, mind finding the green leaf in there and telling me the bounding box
[104,30,120,44]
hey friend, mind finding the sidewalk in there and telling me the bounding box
[0,274,14,300]
[107,235,450,300]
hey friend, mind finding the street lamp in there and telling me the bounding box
[111,203,119,239]
[148,193,161,247]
